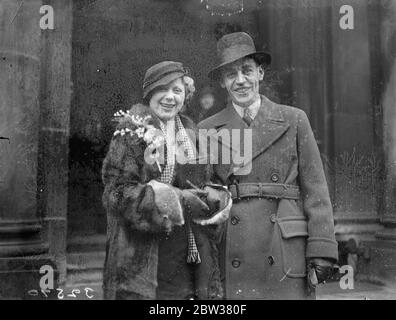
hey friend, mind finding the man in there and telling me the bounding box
[198,32,338,299]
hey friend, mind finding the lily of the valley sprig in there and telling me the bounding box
[113,110,164,172]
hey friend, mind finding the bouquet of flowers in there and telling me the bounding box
[113,109,164,172]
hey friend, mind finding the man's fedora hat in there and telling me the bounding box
[208,32,271,80]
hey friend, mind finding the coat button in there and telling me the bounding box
[231,216,240,225]
[268,255,275,266]
[270,214,276,223]
[232,259,241,268]
[271,173,279,183]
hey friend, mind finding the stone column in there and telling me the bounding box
[37,0,73,285]
[366,0,396,284]
[0,0,50,299]
[0,0,72,298]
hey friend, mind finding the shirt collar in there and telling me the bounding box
[232,97,261,120]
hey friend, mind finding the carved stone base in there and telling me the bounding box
[0,220,48,257]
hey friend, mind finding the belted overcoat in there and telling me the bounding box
[198,95,338,299]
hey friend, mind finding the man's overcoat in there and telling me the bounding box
[198,96,338,299]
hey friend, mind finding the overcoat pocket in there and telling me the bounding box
[277,217,308,278]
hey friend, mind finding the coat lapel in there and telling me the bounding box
[227,96,290,178]
[207,103,247,153]
[250,96,290,161]
[195,105,243,182]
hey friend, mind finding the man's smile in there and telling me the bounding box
[233,87,251,95]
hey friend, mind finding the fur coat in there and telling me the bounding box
[101,103,225,300]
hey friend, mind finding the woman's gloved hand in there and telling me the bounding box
[181,189,210,216]
[191,184,232,226]
[203,185,230,213]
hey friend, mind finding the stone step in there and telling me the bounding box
[66,251,104,285]
[66,235,106,297]
[67,234,106,252]
[67,270,103,285]
[67,251,105,271]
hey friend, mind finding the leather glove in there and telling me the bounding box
[203,186,225,213]
[307,258,339,289]
[192,185,232,226]
[181,188,210,217]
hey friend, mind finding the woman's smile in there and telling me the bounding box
[149,77,186,121]
[160,102,176,110]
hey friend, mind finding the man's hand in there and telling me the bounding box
[307,258,339,289]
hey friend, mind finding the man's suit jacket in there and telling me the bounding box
[198,95,338,299]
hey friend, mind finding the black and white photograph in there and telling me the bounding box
[1,0,396,303]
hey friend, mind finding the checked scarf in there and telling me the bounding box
[158,115,201,264]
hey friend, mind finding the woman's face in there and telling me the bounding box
[149,77,185,121]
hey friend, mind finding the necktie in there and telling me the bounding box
[243,107,253,126]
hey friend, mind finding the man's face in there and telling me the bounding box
[220,58,264,108]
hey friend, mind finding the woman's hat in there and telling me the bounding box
[143,61,188,99]
[208,32,271,80]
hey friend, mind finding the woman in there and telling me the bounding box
[101,61,231,300]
